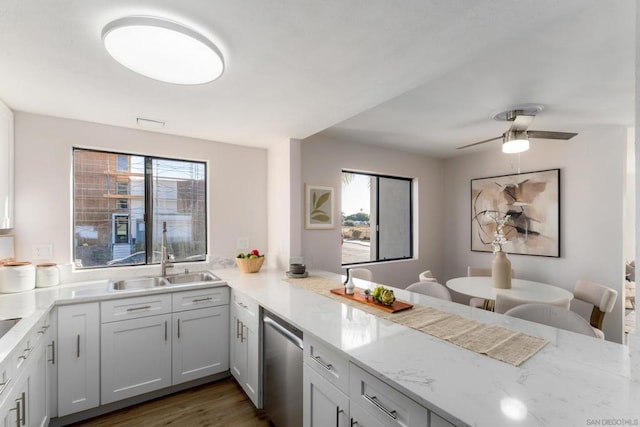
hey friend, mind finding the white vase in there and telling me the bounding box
[491,251,512,289]
[345,276,355,295]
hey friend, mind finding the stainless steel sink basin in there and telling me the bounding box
[165,271,221,285]
[109,276,169,291]
[0,318,21,339]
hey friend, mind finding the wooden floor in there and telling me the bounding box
[70,378,271,427]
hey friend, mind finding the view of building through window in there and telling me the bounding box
[73,149,206,268]
[341,171,413,265]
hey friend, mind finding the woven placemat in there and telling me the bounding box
[284,275,547,366]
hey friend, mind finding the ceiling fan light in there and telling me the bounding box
[102,16,224,85]
[502,131,530,154]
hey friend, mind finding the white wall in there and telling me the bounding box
[443,127,627,343]
[13,112,268,280]
[300,134,444,287]
[267,138,302,270]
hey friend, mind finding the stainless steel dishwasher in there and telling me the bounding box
[263,309,303,427]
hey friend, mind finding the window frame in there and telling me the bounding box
[341,170,413,267]
[73,147,208,269]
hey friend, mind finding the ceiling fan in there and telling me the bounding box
[457,104,578,153]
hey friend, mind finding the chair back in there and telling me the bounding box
[574,279,618,330]
[495,292,570,315]
[504,303,598,338]
[349,268,373,282]
[406,281,452,301]
[418,270,437,282]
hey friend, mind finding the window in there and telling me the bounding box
[73,148,207,268]
[341,171,412,265]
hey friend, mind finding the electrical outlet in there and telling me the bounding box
[237,238,249,250]
[32,244,53,260]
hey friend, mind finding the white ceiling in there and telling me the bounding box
[0,1,634,158]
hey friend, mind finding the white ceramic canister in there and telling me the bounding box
[36,263,60,288]
[0,262,36,293]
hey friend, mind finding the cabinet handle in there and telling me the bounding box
[77,334,80,358]
[313,355,333,371]
[363,394,398,420]
[126,305,151,312]
[48,341,56,364]
[241,323,246,343]
[165,320,168,341]
[18,391,25,426]
[350,417,358,426]
[0,378,11,396]
[236,319,242,339]
[177,319,181,338]
[192,297,212,303]
[336,407,343,427]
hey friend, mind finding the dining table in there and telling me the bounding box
[446,276,574,310]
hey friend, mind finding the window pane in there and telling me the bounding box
[151,159,206,263]
[378,177,411,259]
[341,172,373,264]
[73,150,145,267]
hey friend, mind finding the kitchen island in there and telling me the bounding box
[0,267,638,426]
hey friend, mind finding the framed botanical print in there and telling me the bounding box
[305,184,335,229]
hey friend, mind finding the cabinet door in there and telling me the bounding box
[28,344,47,427]
[0,390,21,427]
[57,303,100,417]
[45,310,57,420]
[101,314,172,405]
[244,320,260,408]
[172,306,229,385]
[0,100,13,230]
[230,306,246,383]
[350,401,384,427]
[303,364,349,427]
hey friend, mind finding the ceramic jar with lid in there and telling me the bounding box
[0,261,36,293]
[36,263,59,288]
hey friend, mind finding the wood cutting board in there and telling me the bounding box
[330,287,413,313]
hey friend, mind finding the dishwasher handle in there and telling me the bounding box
[264,315,303,349]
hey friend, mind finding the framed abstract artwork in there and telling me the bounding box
[471,169,560,257]
[305,184,335,229]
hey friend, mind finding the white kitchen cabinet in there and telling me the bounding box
[349,363,428,427]
[28,343,47,427]
[101,313,172,405]
[172,305,229,385]
[44,309,57,420]
[229,289,260,408]
[57,303,100,417]
[303,363,349,427]
[0,99,13,230]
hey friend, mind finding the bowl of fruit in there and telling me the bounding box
[236,249,265,273]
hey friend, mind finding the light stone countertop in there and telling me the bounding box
[0,267,638,426]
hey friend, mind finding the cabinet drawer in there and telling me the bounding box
[101,294,172,323]
[0,359,11,404]
[232,290,259,325]
[172,286,229,312]
[304,335,349,394]
[350,363,428,427]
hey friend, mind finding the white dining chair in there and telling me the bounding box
[466,266,515,309]
[418,270,438,282]
[349,267,373,282]
[406,281,452,301]
[494,292,570,315]
[573,279,618,339]
[504,303,599,338]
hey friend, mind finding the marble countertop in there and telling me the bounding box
[0,267,638,426]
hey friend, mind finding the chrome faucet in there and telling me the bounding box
[161,221,174,277]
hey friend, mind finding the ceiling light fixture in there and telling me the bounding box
[502,130,530,154]
[102,16,224,85]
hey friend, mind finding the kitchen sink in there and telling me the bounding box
[0,318,21,340]
[108,276,169,291]
[165,271,221,284]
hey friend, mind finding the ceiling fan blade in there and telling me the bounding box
[527,130,578,140]
[508,114,535,132]
[456,135,502,150]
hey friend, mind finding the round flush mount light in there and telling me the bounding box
[102,16,224,85]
